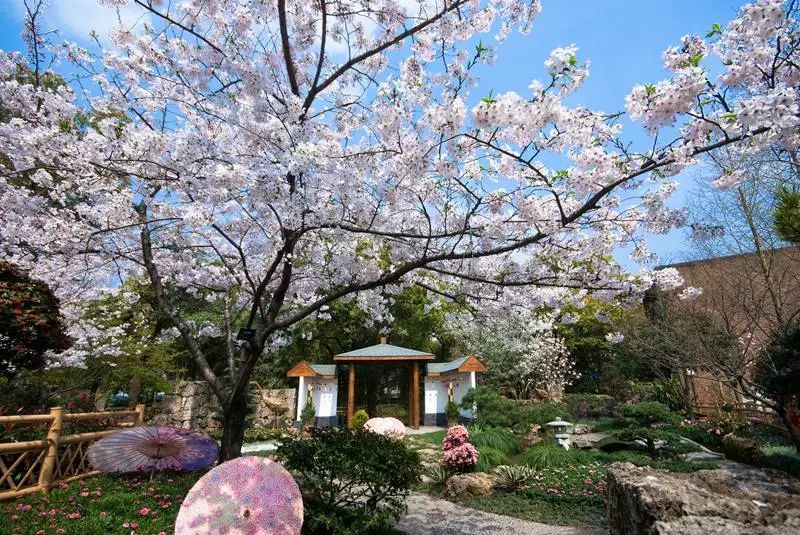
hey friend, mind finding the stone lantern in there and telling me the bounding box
[546,417,572,450]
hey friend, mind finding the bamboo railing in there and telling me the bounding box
[0,404,145,501]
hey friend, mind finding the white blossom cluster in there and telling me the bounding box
[0,0,796,370]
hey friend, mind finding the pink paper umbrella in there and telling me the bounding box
[175,456,303,535]
[87,426,219,473]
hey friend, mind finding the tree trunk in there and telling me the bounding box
[775,405,800,453]
[367,369,378,417]
[219,386,248,461]
[127,375,142,409]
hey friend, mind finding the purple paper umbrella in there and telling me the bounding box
[87,426,219,473]
[175,456,303,535]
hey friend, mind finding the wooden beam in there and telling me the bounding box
[407,364,413,427]
[458,355,487,373]
[411,361,420,429]
[287,360,319,378]
[347,364,356,427]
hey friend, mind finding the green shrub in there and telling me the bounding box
[351,409,369,429]
[522,443,574,469]
[461,386,564,432]
[652,376,689,414]
[461,386,524,429]
[475,445,510,472]
[277,427,421,534]
[445,400,461,421]
[651,459,719,472]
[615,402,681,459]
[764,446,800,477]
[301,399,316,424]
[524,402,570,427]
[671,423,724,451]
[469,425,522,456]
[564,393,618,419]
[493,465,536,491]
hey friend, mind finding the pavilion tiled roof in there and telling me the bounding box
[309,363,337,376]
[426,356,469,374]
[334,341,434,360]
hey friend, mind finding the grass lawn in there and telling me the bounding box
[414,429,446,446]
[0,471,201,535]
[0,464,410,535]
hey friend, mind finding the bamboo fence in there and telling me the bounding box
[0,405,145,501]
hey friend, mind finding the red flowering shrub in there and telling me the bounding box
[442,443,480,471]
[442,425,470,449]
[441,425,479,472]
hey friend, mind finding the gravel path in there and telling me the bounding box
[396,492,604,535]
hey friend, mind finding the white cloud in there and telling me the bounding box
[8,0,147,44]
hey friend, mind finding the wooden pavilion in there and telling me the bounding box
[288,337,487,429]
[334,337,434,429]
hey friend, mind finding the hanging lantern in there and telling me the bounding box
[447,382,455,404]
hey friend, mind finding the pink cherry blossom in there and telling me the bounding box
[0,0,796,456]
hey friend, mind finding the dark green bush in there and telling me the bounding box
[765,446,800,477]
[445,400,460,421]
[277,427,420,535]
[524,402,570,427]
[671,423,724,451]
[300,399,316,424]
[614,402,681,459]
[461,387,569,432]
[652,376,689,414]
[564,393,618,419]
[461,386,527,430]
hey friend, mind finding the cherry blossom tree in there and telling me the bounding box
[0,0,798,459]
[452,312,574,400]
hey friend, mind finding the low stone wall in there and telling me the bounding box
[149,381,296,431]
[606,462,800,534]
[251,387,296,428]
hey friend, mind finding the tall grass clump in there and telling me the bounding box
[522,443,574,469]
[469,425,522,456]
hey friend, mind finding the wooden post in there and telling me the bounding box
[408,364,413,427]
[411,361,420,429]
[347,364,356,427]
[134,404,145,427]
[38,407,63,493]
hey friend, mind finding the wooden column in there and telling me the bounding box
[347,364,356,427]
[134,404,145,426]
[411,361,420,429]
[38,407,63,493]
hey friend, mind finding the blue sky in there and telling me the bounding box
[0,0,748,267]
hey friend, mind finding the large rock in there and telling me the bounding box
[606,462,800,535]
[722,433,767,466]
[571,432,619,449]
[522,424,543,448]
[444,472,496,497]
[571,423,593,435]
[364,417,405,439]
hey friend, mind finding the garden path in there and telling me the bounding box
[396,492,604,535]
